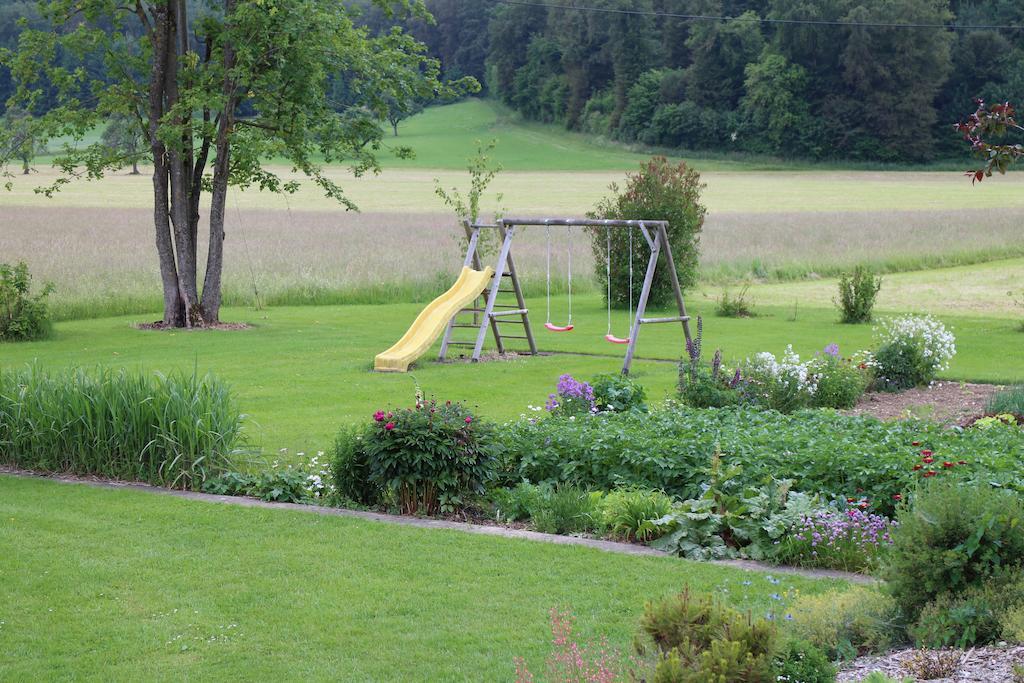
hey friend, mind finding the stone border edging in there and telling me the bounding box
[0,467,874,584]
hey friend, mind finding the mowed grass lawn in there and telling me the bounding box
[0,476,847,681]
[2,284,1021,454]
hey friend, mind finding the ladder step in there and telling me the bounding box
[445,342,478,347]
[497,289,516,294]
[489,308,528,317]
[451,324,481,329]
[639,315,691,325]
[494,319,526,325]
[500,335,531,340]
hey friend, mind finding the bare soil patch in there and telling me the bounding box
[844,381,1003,424]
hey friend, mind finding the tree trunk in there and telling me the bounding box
[148,5,185,327]
[164,2,201,327]
[199,0,237,323]
[131,160,139,175]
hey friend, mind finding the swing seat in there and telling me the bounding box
[604,333,631,344]
[545,323,574,332]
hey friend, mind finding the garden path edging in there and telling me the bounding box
[1,467,873,584]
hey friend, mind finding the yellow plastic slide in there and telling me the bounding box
[374,266,495,373]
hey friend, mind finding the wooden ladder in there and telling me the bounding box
[439,222,537,361]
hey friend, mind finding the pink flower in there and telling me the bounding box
[373,410,385,422]
[465,416,473,424]
[384,422,395,431]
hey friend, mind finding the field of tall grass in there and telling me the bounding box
[5,202,1023,321]
[5,99,1024,321]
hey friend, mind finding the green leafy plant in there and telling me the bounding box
[590,156,706,308]
[332,400,496,515]
[716,283,755,318]
[435,138,504,256]
[0,365,242,489]
[0,261,53,342]
[810,346,868,409]
[600,487,674,541]
[773,639,836,683]
[591,374,647,414]
[496,405,1024,519]
[882,481,1024,621]
[836,266,882,324]
[909,585,1003,649]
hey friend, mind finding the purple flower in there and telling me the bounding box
[824,343,840,358]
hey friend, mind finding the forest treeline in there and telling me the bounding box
[359,0,1024,164]
[3,0,1023,164]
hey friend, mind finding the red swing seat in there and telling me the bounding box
[545,322,574,332]
[604,333,630,344]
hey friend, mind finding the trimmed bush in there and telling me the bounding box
[773,639,836,683]
[883,481,1024,621]
[0,365,241,488]
[590,156,706,309]
[0,261,53,341]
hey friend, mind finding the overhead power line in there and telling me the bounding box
[493,0,1024,32]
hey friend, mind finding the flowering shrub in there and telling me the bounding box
[778,506,895,572]
[871,315,956,389]
[546,374,596,417]
[331,400,496,514]
[743,345,816,413]
[514,608,624,683]
[787,587,902,660]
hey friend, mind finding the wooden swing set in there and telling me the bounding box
[439,217,693,375]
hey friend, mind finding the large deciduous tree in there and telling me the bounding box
[0,0,474,328]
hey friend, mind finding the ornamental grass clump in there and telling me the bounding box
[0,364,241,488]
[332,399,496,515]
[779,507,896,573]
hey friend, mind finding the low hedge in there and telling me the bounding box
[496,405,1024,515]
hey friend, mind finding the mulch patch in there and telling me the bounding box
[838,645,1024,682]
[135,321,251,331]
[843,381,1004,425]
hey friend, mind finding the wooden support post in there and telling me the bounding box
[621,223,661,375]
[472,225,516,361]
[657,222,693,347]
